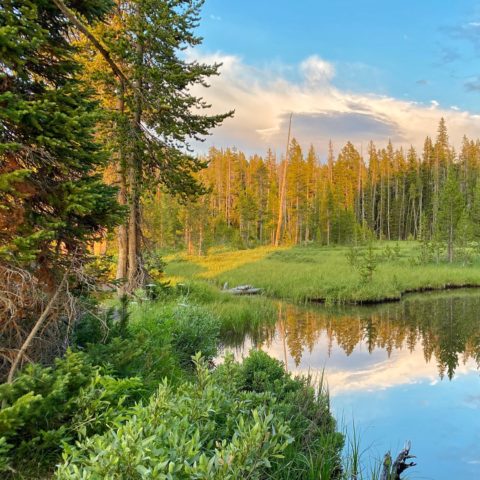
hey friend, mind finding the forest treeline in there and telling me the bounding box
[145,118,480,258]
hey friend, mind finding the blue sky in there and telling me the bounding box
[189,1,480,157]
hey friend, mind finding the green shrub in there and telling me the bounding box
[56,354,292,479]
[73,295,130,348]
[0,351,143,477]
[215,351,344,479]
[85,300,181,389]
[171,305,220,367]
[236,348,288,393]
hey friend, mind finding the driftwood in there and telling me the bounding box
[222,283,262,295]
[380,442,416,480]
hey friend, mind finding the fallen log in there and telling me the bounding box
[223,284,262,295]
[380,441,416,480]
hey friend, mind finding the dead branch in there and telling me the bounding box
[6,272,68,383]
[51,0,130,88]
[381,441,417,480]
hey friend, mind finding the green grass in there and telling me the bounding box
[128,281,277,346]
[164,241,480,304]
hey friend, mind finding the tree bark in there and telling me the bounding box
[115,80,128,294]
[127,12,145,292]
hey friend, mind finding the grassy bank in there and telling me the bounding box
[164,242,480,304]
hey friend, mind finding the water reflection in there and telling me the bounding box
[225,290,480,480]
[220,289,480,479]
[223,289,480,381]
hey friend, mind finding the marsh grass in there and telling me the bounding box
[337,420,387,480]
[128,280,277,347]
[164,241,480,304]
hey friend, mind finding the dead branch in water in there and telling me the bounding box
[381,441,417,480]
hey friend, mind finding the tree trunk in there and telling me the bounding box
[274,113,292,246]
[448,216,454,263]
[387,166,391,240]
[127,18,145,292]
[115,80,128,294]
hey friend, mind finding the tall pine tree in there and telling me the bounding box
[76,0,233,292]
[0,0,122,373]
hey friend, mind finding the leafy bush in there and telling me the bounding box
[0,351,143,477]
[56,354,292,479]
[171,305,220,367]
[215,351,344,479]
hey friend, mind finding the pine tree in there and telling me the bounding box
[0,0,121,269]
[77,0,232,292]
[0,0,122,374]
[436,167,465,262]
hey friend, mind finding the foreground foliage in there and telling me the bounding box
[0,294,342,479]
[57,354,292,479]
[0,351,144,476]
[57,352,342,479]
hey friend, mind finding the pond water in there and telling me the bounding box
[220,289,480,479]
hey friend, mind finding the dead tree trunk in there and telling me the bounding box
[380,442,416,480]
[274,113,292,246]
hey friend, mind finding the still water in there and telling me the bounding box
[220,289,480,479]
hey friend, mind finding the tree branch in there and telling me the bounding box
[51,0,131,88]
[6,272,68,384]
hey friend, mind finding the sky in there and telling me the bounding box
[188,0,480,158]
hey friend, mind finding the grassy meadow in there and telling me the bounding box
[163,241,480,304]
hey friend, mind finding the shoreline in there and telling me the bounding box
[308,282,480,305]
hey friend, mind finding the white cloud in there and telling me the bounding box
[188,51,480,157]
[300,55,335,85]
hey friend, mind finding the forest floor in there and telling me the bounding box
[163,241,480,304]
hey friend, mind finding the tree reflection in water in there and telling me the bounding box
[221,289,480,380]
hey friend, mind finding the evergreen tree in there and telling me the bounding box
[77,0,232,292]
[0,0,122,373]
[0,0,121,268]
[436,168,464,262]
